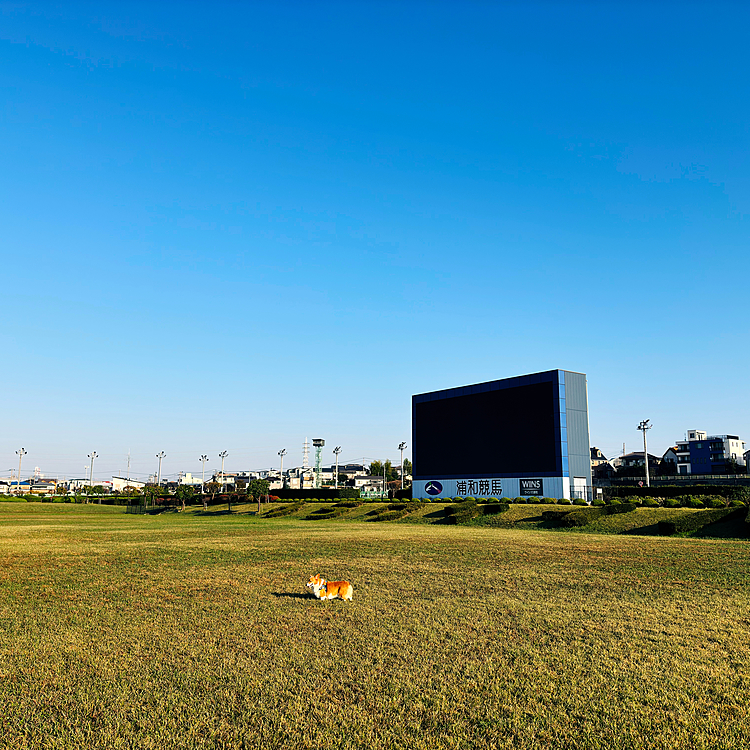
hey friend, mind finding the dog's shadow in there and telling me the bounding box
[272,592,312,600]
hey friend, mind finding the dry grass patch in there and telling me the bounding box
[0,504,749,749]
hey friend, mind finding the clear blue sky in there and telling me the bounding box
[2,2,748,482]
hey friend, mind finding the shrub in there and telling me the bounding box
[445,498,479,525]
[642,497,660,507]
[334,500,362,509]
[264,501,305,518]
[526,496,541,504]
[663,498,680,508]
[557,499,571,506]
[604,502,637,515]
[512,497,526,504]
[659,507,744,536]
[559,507,604,527]
[481,502,509,516]
[541,497,558,504]
[683,496,706,509]
[370,510,405,523]
[730,487,750,505]
[366,501,421,523]
[572,498,588,506]
[487,497,500,503]
[703,496,726,509]
[592,498,605,507]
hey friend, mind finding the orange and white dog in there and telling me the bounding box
[306,573,353,601]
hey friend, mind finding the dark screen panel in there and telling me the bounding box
[414,382,557,476]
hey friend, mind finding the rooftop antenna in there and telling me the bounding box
[312,439,325,488]
[302,438,310,469]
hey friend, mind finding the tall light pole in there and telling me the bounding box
[200,455,208,494]
[88,451,98,489]
[156,451,166,487]
[15,448,27,494]
[398,442,407,490]
[637,420,652,488]
[278,449,287,489]
[333,446,342,489]
[219,451,228,492]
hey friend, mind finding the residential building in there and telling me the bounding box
[111,477,146,493]
[613,452,661,472]
[673,430,746,475]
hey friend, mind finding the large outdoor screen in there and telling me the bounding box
[414,381,558,477]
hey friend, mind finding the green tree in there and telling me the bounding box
[175,484,194,512]
[204,481,221,509]
[143,483,163,508]
[247,479,270,512]
[403,458,412,478]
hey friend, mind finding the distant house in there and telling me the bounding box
[673,430,746,475]
[111,477,146,493]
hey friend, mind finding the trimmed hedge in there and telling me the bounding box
[559,506,604,527]
[481,502,510,516]
[445,498,479,525]
[658,507,745,536]
[367,501,421,523]
[605,485,749,501]
[264,501,306,518]
[269,488,360,500]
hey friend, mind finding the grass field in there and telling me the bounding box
[1,502,749,749]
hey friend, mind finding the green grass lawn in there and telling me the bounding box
[1,502,749,749]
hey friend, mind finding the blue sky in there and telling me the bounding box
[2,2,748,482]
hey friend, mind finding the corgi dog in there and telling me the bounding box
[306,573,353,601]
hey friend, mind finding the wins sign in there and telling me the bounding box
[519,479,543,496]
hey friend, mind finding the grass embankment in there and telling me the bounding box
[1,503,749,749]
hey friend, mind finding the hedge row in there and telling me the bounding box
[606,485,750,501]
[367,502,421,522]
[265,488,360,500]
[304,499,364,521]
[658,507,745,536]
[263,501,306,518]
[445,498,480,525]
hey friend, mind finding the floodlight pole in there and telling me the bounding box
[333,446,342,489]
[15,448,27,495]
[278,448,287,488]
[156,451,166,487]
[219,451,228,492]
[637,420,652,487]
[200,455,208,494]
[88,451,98,489]
[398,442,407,490]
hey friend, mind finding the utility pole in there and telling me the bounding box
[219,451,228,492]
[15,448,27,495]
[637,420,652,488]
[278,448,287,489]
[382,462,386,499]
[127,450,131,481]
[156,451,166,487]
[333,446,342,489]
[398,442,407,490]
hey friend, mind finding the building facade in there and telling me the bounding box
[673,430,746,475]
[411,369,592,500]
